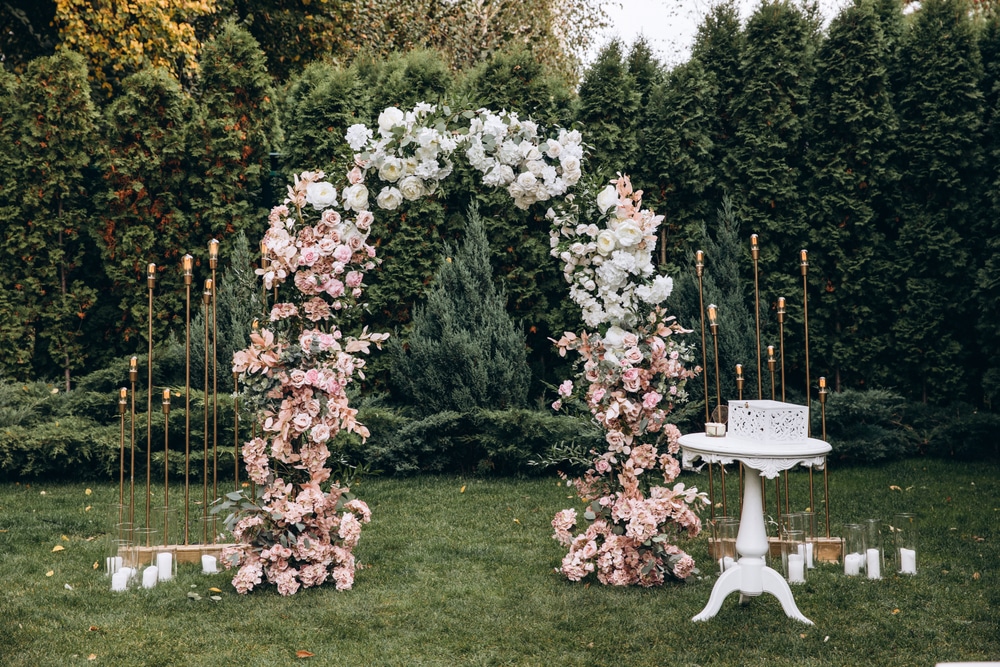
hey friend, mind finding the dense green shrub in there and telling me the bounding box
[821,388,914,463]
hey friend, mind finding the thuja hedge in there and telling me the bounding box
[5,0,1000,411]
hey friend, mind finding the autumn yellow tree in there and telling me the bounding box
[53,0,217,96]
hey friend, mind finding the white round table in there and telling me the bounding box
[679,432,831,624]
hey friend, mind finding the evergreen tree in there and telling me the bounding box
[891,0,984,403]
[15,51,99,387]
[723,0,820,390]
[672,197,757,415]
[96,67,192,354]
[636,59,717,275]
[627,37,663,111]
[389,205,530,416]
[803,0,899,392]
[575,40,642,183]
[691,0,745,211]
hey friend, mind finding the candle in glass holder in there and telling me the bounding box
[142,565,159,589]
[202,554,218,574]
[866,548,881,579]
[900,548,916,574]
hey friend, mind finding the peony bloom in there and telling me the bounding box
[305,182,338,210]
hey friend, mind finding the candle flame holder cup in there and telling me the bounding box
[864,518,883,580]
[893,513,917,575]
[843,523,865,576]
[782,529,807,584]
[713,516,740,573]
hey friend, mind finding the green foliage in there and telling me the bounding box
[339,407,602,476]
[821,388,914,463]
[8,50,99,386]
[890,0,985,404]
[803,0,899,392]
[574,40,642,183]
[389,205,531,415]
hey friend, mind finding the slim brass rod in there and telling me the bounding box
[129,359,137,529]
[146,264,155,542]
[696,251,710,424]
[234,372,240,491]
[777,297,786,402]
[768,346,776,401]
[801,250,811,436]
[118,389,126,528]
[162,388,170,546]
[708,462,715,522]
[202,280,212,544]
[820,378,830,537]
[751,234,762,399]
[183,259,192,546]
[211,265,218,534]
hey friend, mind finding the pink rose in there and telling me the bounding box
[345,271,363,288]
[333,245,353,263]
[642,391,662,410]
[558,380,573,397]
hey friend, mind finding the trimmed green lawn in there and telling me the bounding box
[0,459,996,666]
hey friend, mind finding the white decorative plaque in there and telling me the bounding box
[728,400,808,444]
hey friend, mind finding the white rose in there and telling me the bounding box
[377,107,405,137]
[305,182,338,210]
[597,185,619,215]
[596,230,617,256]
[519,140,542,161]
[345,124,373,151]
[497,140,521,166]
[399,175,425,201]
[343,183,369,212]
[615,220,643,247]
[545,139,563,159]
[378,157,404,182]
[516,171,537,189]
[377,186,403,210]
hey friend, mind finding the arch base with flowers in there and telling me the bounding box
[223,103,706,595]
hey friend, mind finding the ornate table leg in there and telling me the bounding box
[693,464,813,624]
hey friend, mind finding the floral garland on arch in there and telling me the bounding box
[224,102,704,595]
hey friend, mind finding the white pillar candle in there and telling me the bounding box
[201,554,218,574]
[142,566,159,589]
[866,548,881,579]
[111,570,128,592]
[805,542,814,569]
[119,566,136,580]
[787,554,805,583]
[900,547,916,574]
[845,553,863,576]
[156,553,173,581]
[105,556,123,575]
[718,555,735,572]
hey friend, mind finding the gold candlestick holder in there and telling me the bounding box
[129,356,138,528]
[118,388,127,528]
[182,254,193,545]
[767,345,776,400]
[145,263,156,542]
[162,388,171,546]
[801,250,811,436]
[751,234,762,399]
[697,251,714,520]
[777,296,787,402]
[209,239,220,528]
[234,371,240,491]
[708,304,726,516]
[202,278,212,544]
[820,376,830,537]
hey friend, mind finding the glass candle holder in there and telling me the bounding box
[864,518,882,580]
[799,511,817,569]
[782,529,807,584]
[894,512,917,575]
[843,523,865,576]
[715,516,740,573]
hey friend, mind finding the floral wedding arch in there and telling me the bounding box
[223,103,707,595]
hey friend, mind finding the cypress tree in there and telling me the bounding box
[15,51,99,387]
[96,67,192,353]
[575,40,642,183]
[724,0,820,392]
[803,0,899,392]
[636,59,717,275]
[890,0,984,403]
[389,205,530,416]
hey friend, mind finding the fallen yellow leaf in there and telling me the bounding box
[889,485,902,492]
[513,518,521,524]
[88,626,100,632]
[46,570,54,577]
[209,587,222,593]
[800,633,807,638]
[296,650,314,658]
[973,572,981,580]
[92,562,99,570]
[892,609,900,615]
[88,654,97,661]
[61,535,69,541]
[52,545,65,552]
[85,506,91,512]
[460,485,466,493]
[85,488,92,496]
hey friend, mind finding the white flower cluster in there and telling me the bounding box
[549,178,671,328]
[346,105,584,212]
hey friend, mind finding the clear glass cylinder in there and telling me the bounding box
[783,529,807,584]
[894,512,917,575]
[799,511,817,568]
[715,516,740,573]
[843,523,865,576]
[864,518,882,580]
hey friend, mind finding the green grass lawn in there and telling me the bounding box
[0,459,997,666]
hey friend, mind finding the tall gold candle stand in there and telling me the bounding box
[801,250,811,436]
[777,297,787,402]
[145,263,156,543]
[820,376,830,537]
[118,388,127,529]
[162,388,170,546]
[735,364,744,515]
[129,356,138,527]
[751,234,762,398]
[209,239,220,528]
[708,304,726,516]
[182,254,193,545]
[234,370,240,491]
[767,345,777,400]
[202,278,213,543]
[260,240,269,311]
[696,251,714,520]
